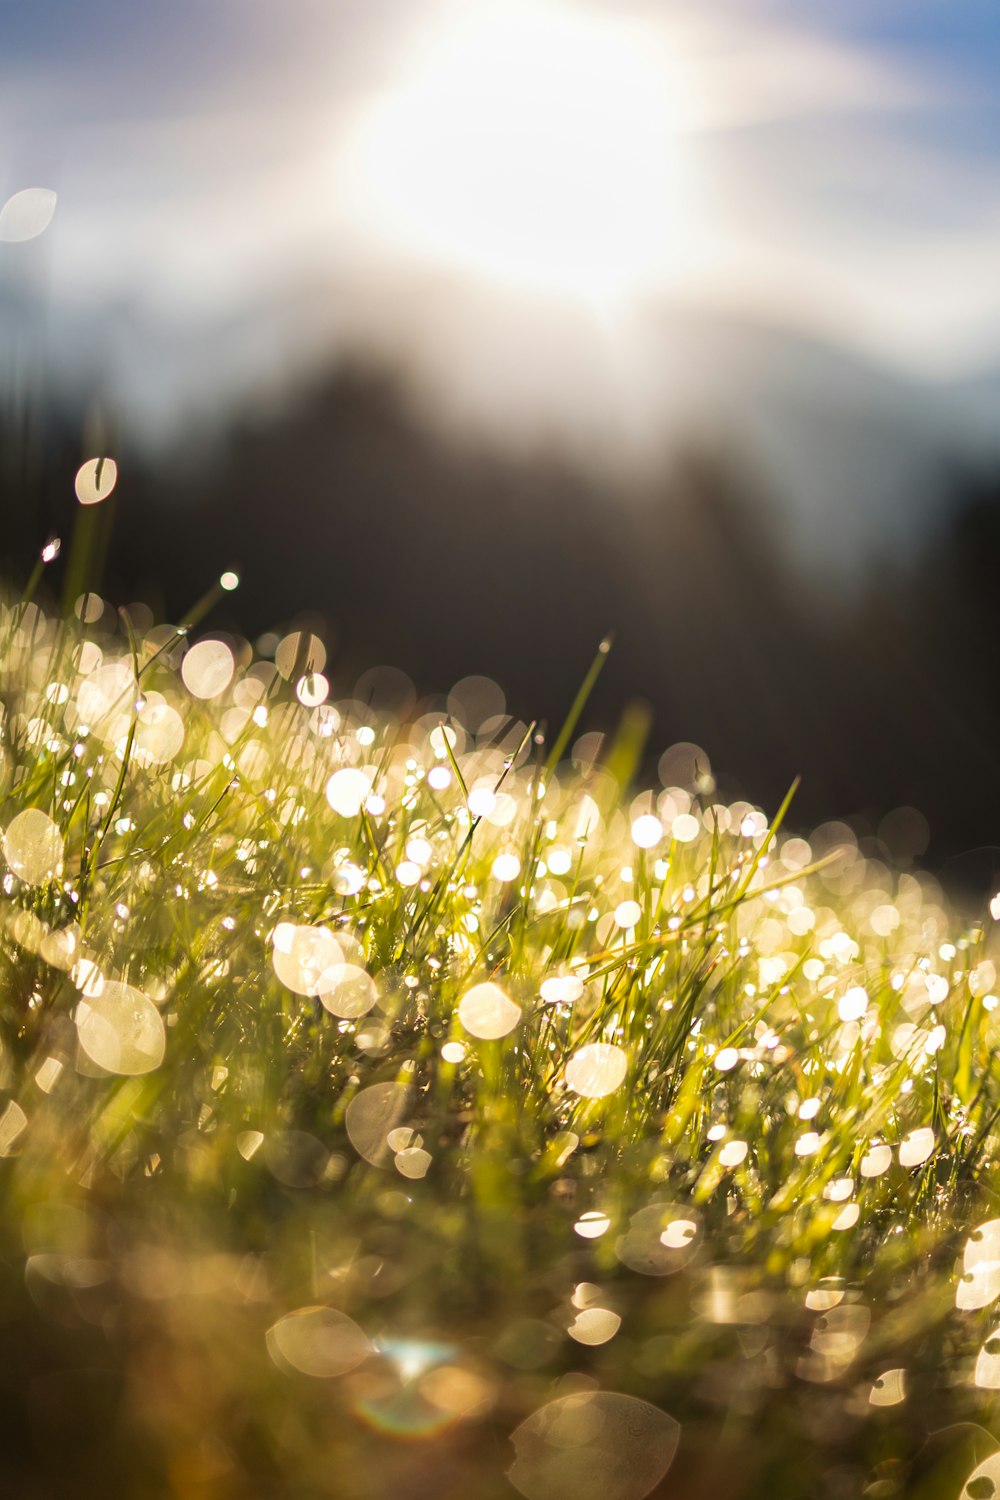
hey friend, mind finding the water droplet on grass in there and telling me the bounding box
[267,1306,371,1378]
[3,809,64,885]
[565,1043,627,1099]
[76,982,165,1076]
[508,1391,679,1500]
[181,639,234,700]
[346,1082,411,1167]
[458,982,521,1040]
[74,457,118,506]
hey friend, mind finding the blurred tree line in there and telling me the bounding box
[3,365,999,896]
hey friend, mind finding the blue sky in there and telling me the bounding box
[2,0,1000,445]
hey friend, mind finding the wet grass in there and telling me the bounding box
[1,585,999,1499]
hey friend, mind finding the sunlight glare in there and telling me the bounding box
[340,0,689,304]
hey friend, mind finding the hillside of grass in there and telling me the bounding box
[1,585,1000,1499]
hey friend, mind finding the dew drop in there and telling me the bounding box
[74,457,118,506]
[76,982,165,1076]
[565,1043,627,1099]
[267,1306,371,1378]
[508,1391,679,1500]
[3,809,64,886]
[458,982,521,1040]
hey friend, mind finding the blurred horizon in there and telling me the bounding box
[6,357,1000,898]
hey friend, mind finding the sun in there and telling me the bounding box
[338,0,692,307]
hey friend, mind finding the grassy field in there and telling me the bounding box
[1,575,1000,1499]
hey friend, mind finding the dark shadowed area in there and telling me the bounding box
[3,364,999,894]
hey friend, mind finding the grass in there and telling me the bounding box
[1,569,1000,1499]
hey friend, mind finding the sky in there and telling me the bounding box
[2,0,1000,458]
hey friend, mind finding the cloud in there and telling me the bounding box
[663,11,954,131]
[1,0,999,443]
